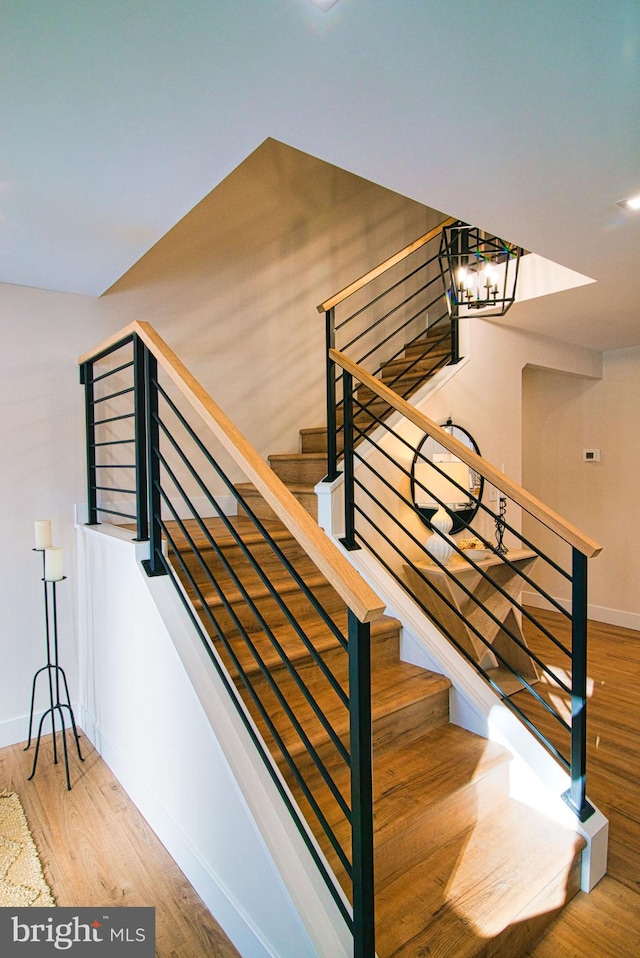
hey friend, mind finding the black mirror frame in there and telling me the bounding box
[410,420,484,535]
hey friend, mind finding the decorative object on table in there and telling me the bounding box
[411,420,484,542]
[439,222,522,318]
[25,521,83,790]
[0,791,55,906]
[404,548,540,696]
[417,460,469,565]
[495,496,508,554]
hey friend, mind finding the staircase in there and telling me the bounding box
[167,451,586,954]
[237,323,453,521]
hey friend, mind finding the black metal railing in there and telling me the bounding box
[321,218,458,482]
[335,355,599,822]
[80,327,377,958]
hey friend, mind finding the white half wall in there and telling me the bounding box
[76,521,352,958]
[0,283,118,747]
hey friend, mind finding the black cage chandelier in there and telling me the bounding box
[439,223,522,318]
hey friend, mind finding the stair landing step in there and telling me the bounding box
[375,798,585,958]
[289,724,513,891]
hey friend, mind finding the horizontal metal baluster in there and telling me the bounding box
[155,472,351,763]
[94,412,135,426]
[90,386,135,405]
[161,519,353,875]
[91,359,135,383]
[93,507,138,521]
[156,547,354,929]
[154,384,348,649]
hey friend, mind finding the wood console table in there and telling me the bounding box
[404,549,539,696]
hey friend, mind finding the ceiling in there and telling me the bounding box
[2,0,639,351]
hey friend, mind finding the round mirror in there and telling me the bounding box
[411,420,483,535]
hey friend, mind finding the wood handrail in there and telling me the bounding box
[330,348,603,559]
[317,216,457,314]
[79,322,387,624]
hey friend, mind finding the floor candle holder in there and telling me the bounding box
[25,547,84,790]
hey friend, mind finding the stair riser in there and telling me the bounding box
[240,625,400,697]
[300,430,329,455]
[268,456,327,485]
[239,488,318,521]
[372,688,450,752]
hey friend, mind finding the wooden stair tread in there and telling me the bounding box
[375,799,585,958]
[247,658,451,766]
[165,515,295,553]
[284,724,513,890]
[185,564,337,613]
[222,611,401,681]
[380,346,452,375]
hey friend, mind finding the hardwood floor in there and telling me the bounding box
[1,613,639,956]
[0,734,241,958]
[522,615,640,956]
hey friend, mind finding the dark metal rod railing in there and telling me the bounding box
[144,349,164,576]
[133,334,149,542]
[325,307,340,482]
[92,507,138,522]
[90,385,135,405]
[335,249,441,332]
[155,427,348,707]
[337,360,596,814]
[353,408,572,609]
[159,535,354,928]
[351,398,574,594]
[155,458,351,769]
[152,379,348,654]
[355,522,573,768]
[348,610,375,958]
[563,549,594,821]
[91,358,135,383]
[93,412,136,426]
[81,359,98,525]
[161,512,354,879]
[324,226,454,489]
[351,477,570,715]
[81,330,377,956]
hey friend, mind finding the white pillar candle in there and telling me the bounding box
[34,519,52,551]
[44,547,64,582]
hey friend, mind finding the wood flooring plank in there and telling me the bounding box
[524,614,640,957]
[0,734,241,958]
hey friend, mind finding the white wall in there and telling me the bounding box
[0,143,441,743]
[0,283,116,746]
[99,139,444,461]
[523,345,640,627]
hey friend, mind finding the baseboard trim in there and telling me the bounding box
[522,590,640,632]
[0,708,80,751]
